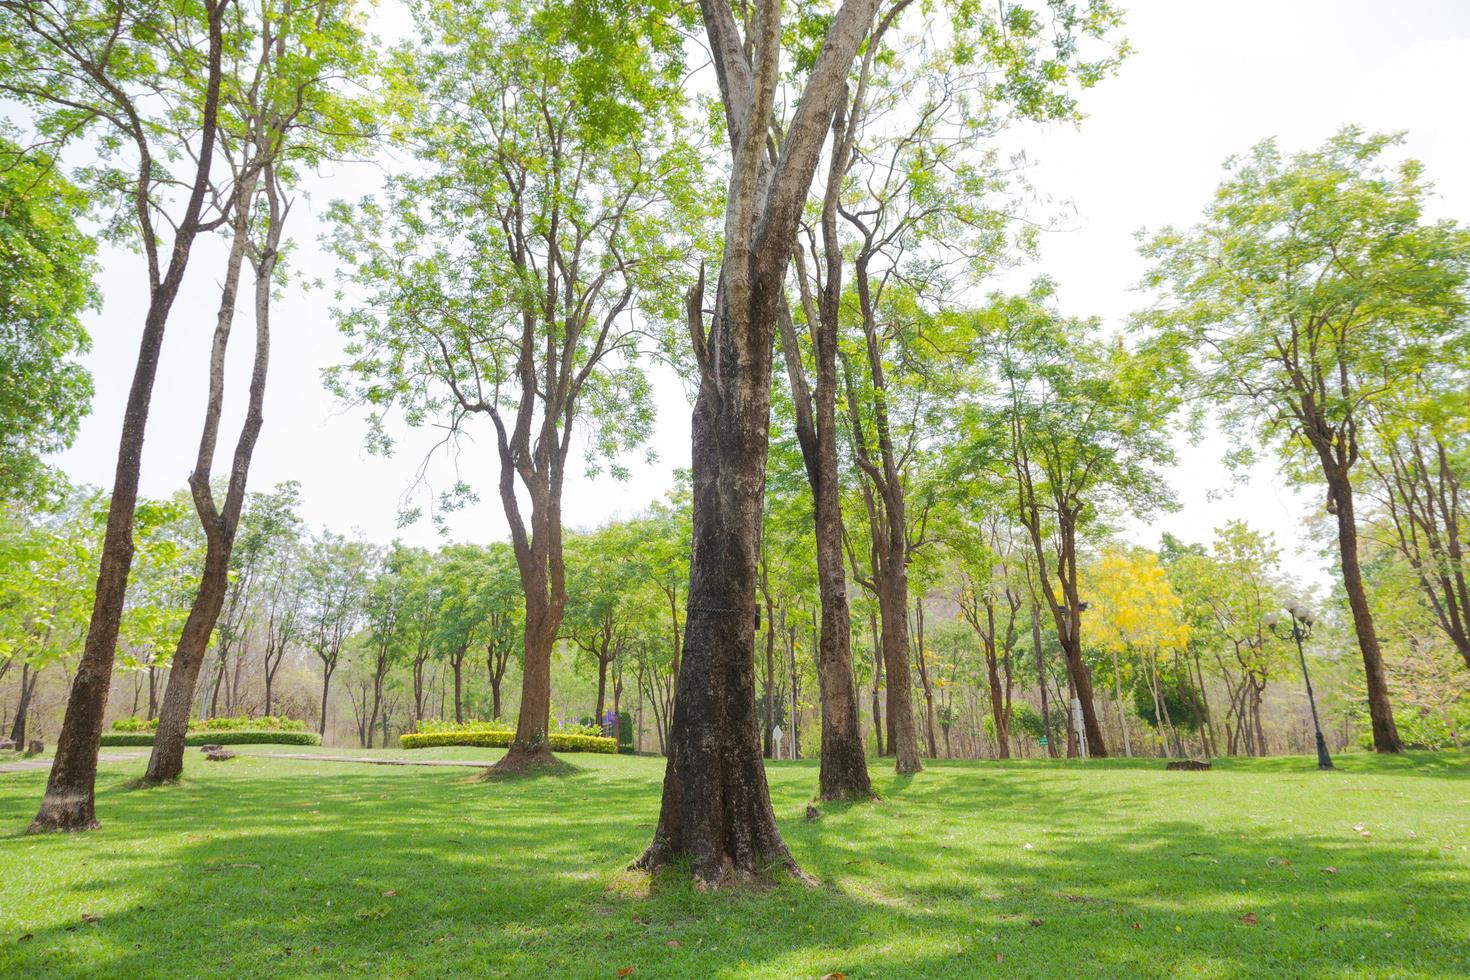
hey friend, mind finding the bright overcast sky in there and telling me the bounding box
[50,0,1470,592]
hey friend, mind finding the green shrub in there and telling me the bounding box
[400,727,616,754]
[98,730,321,748]
[109,714,307,734]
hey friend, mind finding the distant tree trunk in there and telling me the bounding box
[451,646,467,725]
[1109,646,1132,757]
[318,663,335,739]
[10,663,39,747]
[869,612,884,756]
[595,649,609,727]
[775,104,872,797]
[31,2,229,833]
[912,601,938,759]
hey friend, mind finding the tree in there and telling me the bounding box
[303,532,371,737]
[1142,129,1470,752]
[356,543,415,747]
[564,525,648,729]
[967,287,1182,757]
[0,140,97,505]
[7,0,234,833]
[638,0,884,885]
[1082,548,1191,757]
[1165,523,1289,756]
[143,0,374,785]
[328,0,689,772]
[1362,368,1470,673]
[0,491,104,746]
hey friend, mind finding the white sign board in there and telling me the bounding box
[772,725,785,760]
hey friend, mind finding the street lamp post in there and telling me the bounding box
[1265,603,1335,771]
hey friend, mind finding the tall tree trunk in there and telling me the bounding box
[145,165,276,785]
[1326,467,1403,751]
[637,0,880,884]
[775,101,871,798]
[30,2,229,833]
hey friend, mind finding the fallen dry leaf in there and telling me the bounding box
[1240,913,1258,926]
[1131,922,1141,930]
[80,913,101,924]
[382,890,397,898]
[820,973,846,980]
[1028,918,1044,927]
[1322,867,1339,875]
[617,968,634,978]
[664,940,681,949]
[1360,831,1372,839]
[18,933,33,943]
[995,952,1004,963]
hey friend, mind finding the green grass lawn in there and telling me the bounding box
[1,748,1467,978]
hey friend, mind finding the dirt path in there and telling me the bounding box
[0,752,145,774]
[267,753,496,768]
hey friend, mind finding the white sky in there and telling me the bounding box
[49,0,1470,591]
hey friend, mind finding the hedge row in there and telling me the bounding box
[99,731,322,747]
[400,729,616,754]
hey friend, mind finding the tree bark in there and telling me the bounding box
[9,663,39,747]
[1325,466,1403,751]
[31,1,228,833]
[145,161,275,785]
[636,0,880,884]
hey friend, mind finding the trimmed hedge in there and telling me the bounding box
[99,730,322,748]
[400,729,616,754]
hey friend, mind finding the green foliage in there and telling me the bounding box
[1141,128,1470,481]
[1131,672,1201,733]
[0,140,97,503]
[98,730,321,747]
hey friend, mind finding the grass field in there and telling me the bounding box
[1,747,1467,978]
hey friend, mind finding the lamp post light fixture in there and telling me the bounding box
[1264,603,1335,771]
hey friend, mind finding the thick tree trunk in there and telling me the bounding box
[498,603,557,769]
[634,372,797,883]
[1326,468,1403,752]
[637,0,880,883]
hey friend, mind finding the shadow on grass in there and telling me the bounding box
[0,751,1465,977]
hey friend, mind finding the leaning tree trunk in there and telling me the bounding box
[30,2,228,835]
[1326,467,1403,752]
[145,169,273,785]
